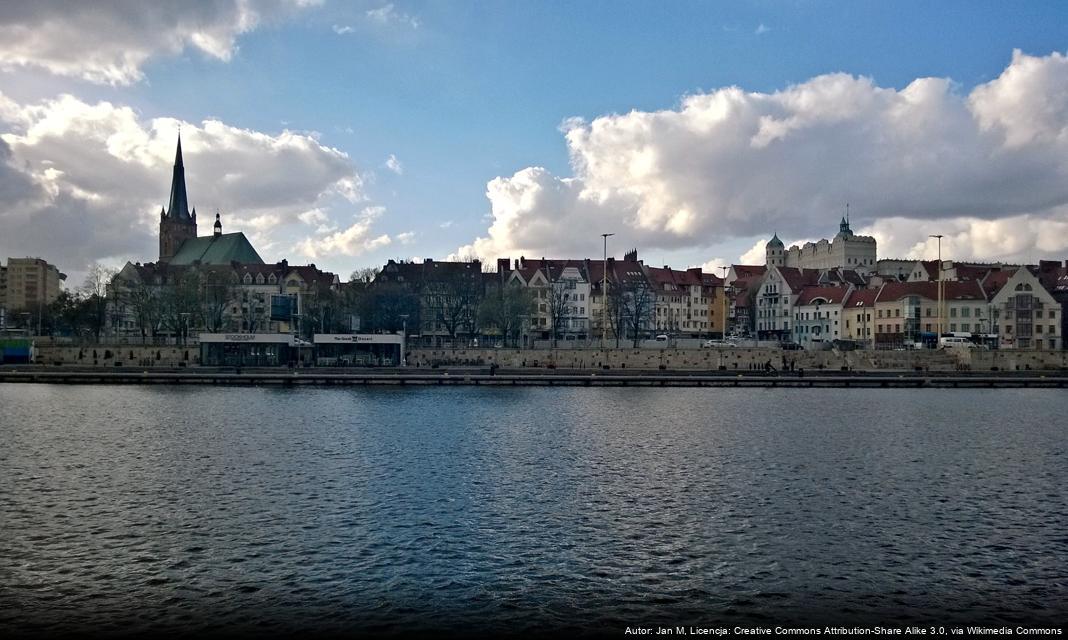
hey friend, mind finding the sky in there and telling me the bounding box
[2,0,1068,285]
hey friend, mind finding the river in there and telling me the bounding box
[1,384,1065,635]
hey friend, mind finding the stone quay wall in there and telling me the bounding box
[408,347,1068,372]
[25,343,1068,372]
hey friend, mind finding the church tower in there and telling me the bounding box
[765,233,785,267]
[159,134,197,262]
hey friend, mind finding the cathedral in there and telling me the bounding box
[157,135,263,265]
[107,136,339,337]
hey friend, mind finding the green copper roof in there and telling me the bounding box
[168,232,264,266]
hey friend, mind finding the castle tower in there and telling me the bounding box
[765,233,785,267]
[158,134,197,262]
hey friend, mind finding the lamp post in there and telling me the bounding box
[399,313,409,367]
[719,266,730,340]
[929,234,943,346]
[179,312,190,346]
[601,233,614,348]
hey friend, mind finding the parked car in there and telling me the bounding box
[703,339,739,348]
[654,334,669,342]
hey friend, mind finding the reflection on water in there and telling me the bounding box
[1,385,1066,634]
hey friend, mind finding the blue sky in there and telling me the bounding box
[2,1,1068,281]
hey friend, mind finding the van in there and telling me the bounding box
[939,336,976,348]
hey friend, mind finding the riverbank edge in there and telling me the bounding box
[2,367,1066,388]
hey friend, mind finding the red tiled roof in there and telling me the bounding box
[732,264,766,278]
[844,288,879,308]
[796,286,852,306]
[778,267,822,291]
[876,279,986,303]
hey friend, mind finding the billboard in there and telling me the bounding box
[270,294,297,321]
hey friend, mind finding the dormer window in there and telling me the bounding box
[243,273,252,284]
[268,273,277,284]
[256,273,265,284]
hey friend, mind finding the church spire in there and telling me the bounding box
[166,133,190,220]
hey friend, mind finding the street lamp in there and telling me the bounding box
[399,313,409,366]
[719,266,730,340]
[601,233,614,348]
[929,234,944,346]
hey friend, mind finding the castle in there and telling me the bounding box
[765,216,877,273]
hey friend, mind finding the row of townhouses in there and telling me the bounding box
[10,136,1068,351]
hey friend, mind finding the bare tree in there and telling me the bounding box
[477,282,534,347]
[80,263,117,341]
[199,269,234,332]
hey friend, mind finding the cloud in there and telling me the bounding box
[755,23,770,35]
[332,24,354,35]
[296,206,392,258]
[458,50,1068,265]
[0,1,321,85]
[0,91,365,270]
[396,231,415,244]
[366,3,420,29]
[384,153,403,175]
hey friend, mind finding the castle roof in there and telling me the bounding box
[766,233,784,248]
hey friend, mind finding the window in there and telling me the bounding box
[950,324,957,332]
[926,308,932,317]
[1036,309,1044,319]
[243,273,252,284]
[1051,326,1057,335]
[962,307,970,317]
[950,308,957,318]
[1036,325,1043,334]
[962,323,970,332]
[895,309,901,317]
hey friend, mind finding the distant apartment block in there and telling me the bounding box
[1,257,66,327]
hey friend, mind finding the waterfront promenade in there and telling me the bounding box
[2,366,1066,388]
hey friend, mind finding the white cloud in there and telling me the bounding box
[0,1,321,85]
[755,23,770,35]
[458,50,1068,265]
[396,231,415,244]
[737,240,767,266]
[296,206,392,258]
[0,91,365,270]
[332,24,354,35]
[366,3,420,29]
[384,153,403,175]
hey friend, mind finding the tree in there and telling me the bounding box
[478,282,534,347]
[608,276,655,348]
[199,269,234,332]
[543,264,574,347]
[160,270,201,344]
[349,267,380,284]
[79,263,117,341]
[118,278,163,342]
[430,267,484,339]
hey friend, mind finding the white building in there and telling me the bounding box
[985,268,1061,350]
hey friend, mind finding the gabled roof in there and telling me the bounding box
[796,286,852,306]
[168,232,264,266]
[776,267,823,291]
[731,264,766,279]
[980,269,1015,299]
[844,288,879,308]
[876,280,986,303]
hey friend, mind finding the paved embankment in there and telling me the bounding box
[2,368,1066,388]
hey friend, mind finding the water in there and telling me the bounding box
[1,384,1066,635]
